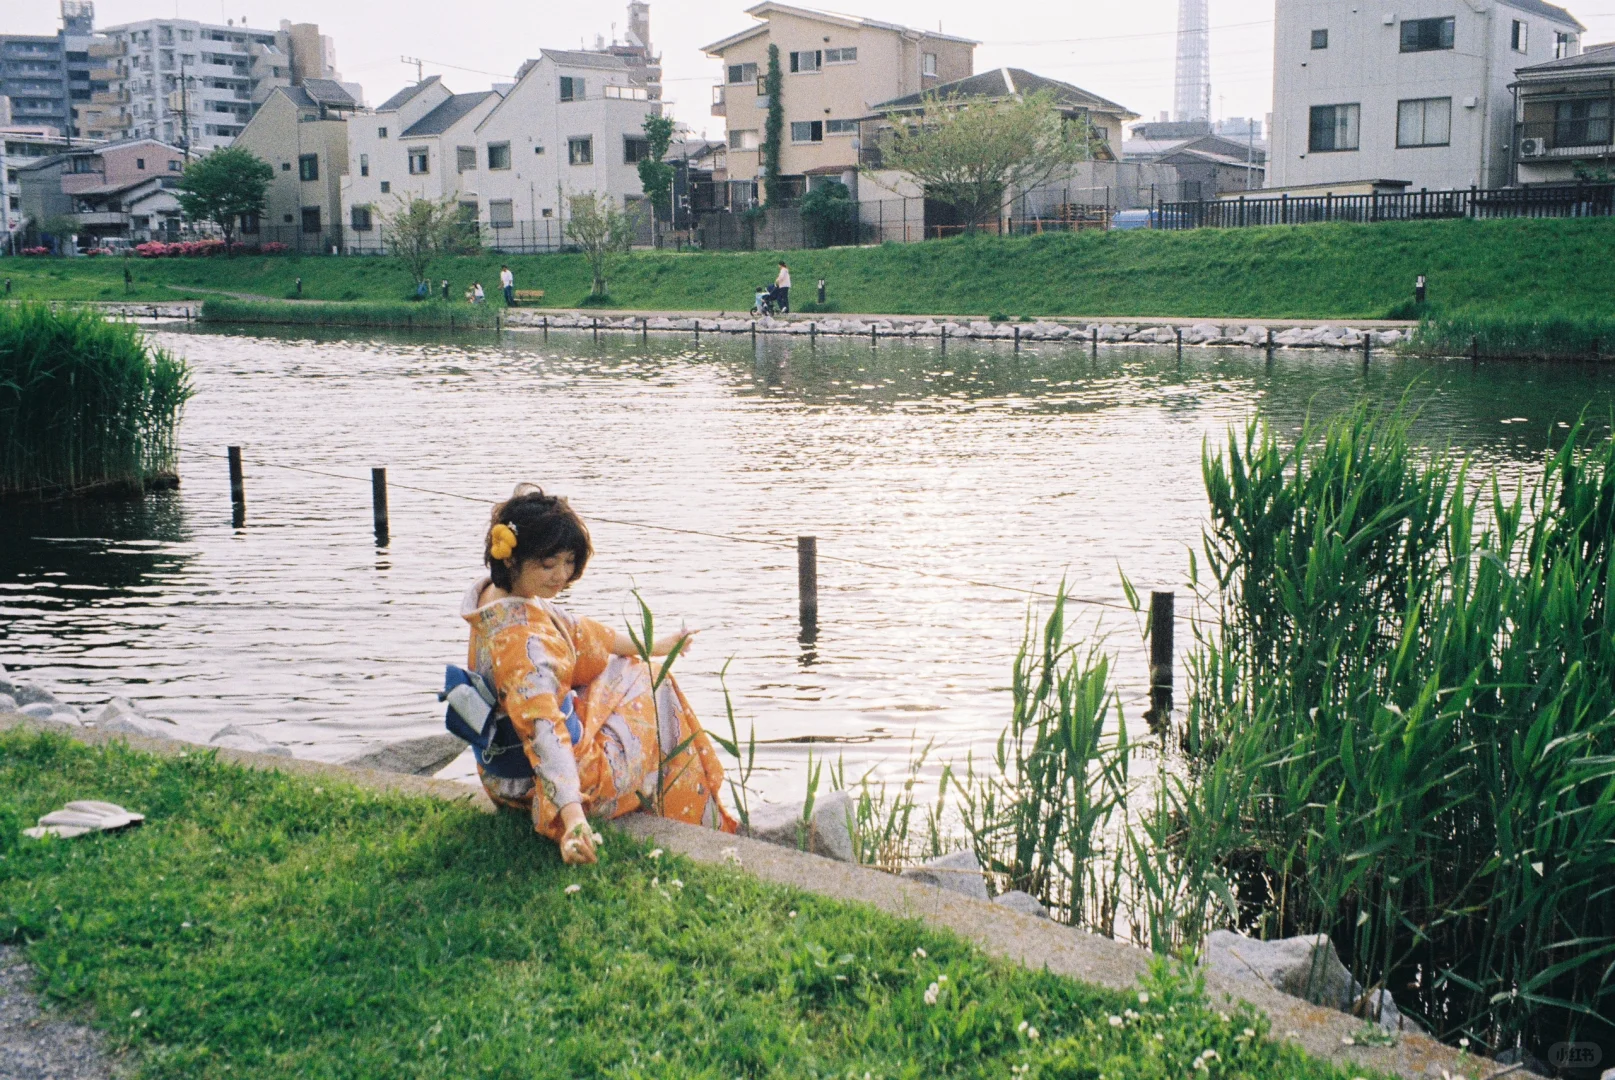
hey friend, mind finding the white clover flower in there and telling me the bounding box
[937,974,947,982]
[1027,1026,1039,1040]
[1242,1028,1256,1038]
[564,883,581,895]
[1124,1008,1139,1020]
[648,848,663,859]
[651,876,659,888]
[913,947,927,959]
[720,845,742,865]
[670,879,684,890]
[591,831,605,847]
[1154,1033,1165,1042]
[1341,1035,1356,1046]
[1018,1020,1029,1033]
[788,910,797,918]
[1201,1049,1219,1061]
[1108,1015,1124,1027]
[130,1008,143,1018]
[924,981,940,1006]
[1458,1037,1470,1049]
[1138,991,1150,1004]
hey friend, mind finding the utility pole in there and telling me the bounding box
[178,52,192,161]
[401,55,424,83]
[1248,118,1256,190]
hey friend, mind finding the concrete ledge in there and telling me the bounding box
[2,712,1480,1080]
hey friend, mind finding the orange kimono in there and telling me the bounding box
[461,578,737,840]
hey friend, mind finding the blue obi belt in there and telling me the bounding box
[439,665,582,780]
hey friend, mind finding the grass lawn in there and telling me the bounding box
[0,728,1384,1080]
[3,216,1614,321]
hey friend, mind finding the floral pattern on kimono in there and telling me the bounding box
[461,577,737,842]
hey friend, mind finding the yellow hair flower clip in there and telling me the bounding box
[489,522,518,561]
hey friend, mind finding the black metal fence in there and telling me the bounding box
[1160,183,1615,229]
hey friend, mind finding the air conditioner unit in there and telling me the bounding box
[1519,137,1548,157]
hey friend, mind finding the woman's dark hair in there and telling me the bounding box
[486,485,592,590]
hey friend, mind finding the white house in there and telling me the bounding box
[339,76,502,249]
[465,49,661,248]
[1269,0,1584,191]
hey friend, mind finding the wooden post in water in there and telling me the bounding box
[1145,590,1174,726]
[870,323,877,346]
[1175,326,1183,359]
[797,536,818,630]
[593,317,600,342]
[642,317,648,346]
[694,319,700,344]
[1013,325,1021,351]
[810,322,817,346]
[1363,330,1372,364]
[1471,335,1480,362]
[751,320,757,343]
[371,467,389,546]
[1091,325,1099,356]
[1265,327,1275,360]
[940,323,947,353]
[227,446,245,505]
[542,316,548,340]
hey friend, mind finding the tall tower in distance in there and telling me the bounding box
[1173,0,1210,123]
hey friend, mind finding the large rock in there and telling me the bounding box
[744,790,855,863]
[87,697,177,740]
[208,724,293,758]
[12,683,66,709]
[900,849,990,902]
[0,693,17,714]
[343,733,466,776]
[1204,930,1420,1033]
[992,889,1050,918]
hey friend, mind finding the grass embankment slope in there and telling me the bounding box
[3,216,1613,321]
[0,728,1378,1080]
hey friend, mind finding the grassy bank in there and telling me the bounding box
[0,303,192,499]
[0,729,1378,1080]
[200,297,499,329]
[4,217,1615,321]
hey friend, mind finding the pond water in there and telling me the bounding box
[5,323,1614,804]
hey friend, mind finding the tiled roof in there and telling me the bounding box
[400,91,497,137]
[376,75,441,113]
[299,78,357,108]
[872,68,1134,120]
[1516,40,1615,76]
[538,49,631,70]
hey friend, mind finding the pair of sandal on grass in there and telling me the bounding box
[22,800,144,840]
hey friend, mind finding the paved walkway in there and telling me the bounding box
[519,306,1420,329]
[0,945,120,1080]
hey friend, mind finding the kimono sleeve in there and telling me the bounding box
[569,615,617,686]
[488,618,581,830]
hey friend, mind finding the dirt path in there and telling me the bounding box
[0,945,120,1080]
[162,284,277,301]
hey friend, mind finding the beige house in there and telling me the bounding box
[232,79,357,251]
[702,2,975,203]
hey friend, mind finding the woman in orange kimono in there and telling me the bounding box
[461,486,736,862]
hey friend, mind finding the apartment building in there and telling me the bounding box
[0,34,69,136]
[233,80,358,251]
[96,17,354,154]
[1269,0,1585,190]
[2,127,77,242]
[703,2,976,204]
[17,137,185,246]
[1511,42,1615,183]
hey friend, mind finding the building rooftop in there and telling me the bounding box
[375,75,442,113]
[538,49,632,71]
[703,1,977,55]
[1498,0,1584,29]
[400,91,498,137]
[871,68,1135,121]
[1515,40,1615,78]
[298,78,358,109]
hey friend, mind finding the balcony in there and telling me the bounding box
[91,89,130,104]
[1516,116,1614,159]
[89,40,126,58]
[711,85,726,116]
[73,211,130,228]
[89,67,120,82]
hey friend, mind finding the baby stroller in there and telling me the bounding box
[752,284,783,318]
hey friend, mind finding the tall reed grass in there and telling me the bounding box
[1412,312,1614,359]
[1186,405,1615,1062]
[200,297,498,329]
[0,303,192,498]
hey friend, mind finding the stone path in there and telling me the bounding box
[0,945,120,1080]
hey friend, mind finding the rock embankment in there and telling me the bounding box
[508,311,1410,349]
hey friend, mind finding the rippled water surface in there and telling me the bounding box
[6,323,1614,798]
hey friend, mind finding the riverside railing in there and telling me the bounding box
[1158,181,1615,229]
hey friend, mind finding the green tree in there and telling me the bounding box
[798,180,856,247]
[379,195,462,288]
[761,45,785,206]
[173,146,273,250]
[871,90,1094,234]
[636,113,676,246]
[566,192,640,299]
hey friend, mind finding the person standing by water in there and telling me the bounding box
[500,265,515,306]
[471,282,486,304]
[774,261,791,313]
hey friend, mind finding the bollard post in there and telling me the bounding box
[1013,325,1021,351]
[1175,326,1183,359]
[694,319,700,344]
[1471,335,1480,362]
[1145,590,1174,726]
[870,323,877,346]
[1091,325,1099,356]
[1266,327,1275,360]
[227,446,245,505]
[817,278,826,305]
[1363,331,1372,364]
[371,467,389,546]
[810,322,816,346]
[642,317,648,346]
[593,317,600,342]
[752,320,757,343]
[798,536,818,630]
[543,315,548,340]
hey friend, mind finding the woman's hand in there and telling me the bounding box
[652,627,699,657]
[557,803,598,865]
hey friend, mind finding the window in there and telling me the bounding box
[487,142,510,169]
[282,161,292,171]
[301,206,321,233]
[136,157,146,169]
[727,62,757,84]
[283,213,293,223]
[560,76,583,102]
[730,129,760,150]
[534,145,545,154]
[1554,98,1612,147]
[350,205,372,231]
[239,212,258,234]
[1396,97,1451,146]
[1400,17,1455,52]
[624,136,650,163]
[377,126,387,138]
[1511,19,1528,52]
[1311,28,1329,49]
[568,136,592,165]
[1308,103,1360,151]
[790,120,823,142]
[922,52,938,76]
[1555,31,1576,58]
[825,118,858,135]
[488,199,514,228]
[408,147,429,174]
[168,160,181,172]
[298,153,318,181]
[603,84,647,100]
[824,47,857,63]
[789,50,821,73]
[456,145,476,171]
[359,153,369,177]
[380,180,391,193]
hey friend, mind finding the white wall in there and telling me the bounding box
[1270,0,1581,190]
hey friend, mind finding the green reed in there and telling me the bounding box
[200,297,498,329]
[0,303,192,498]
[1411,311,1615,359]
[1184,405,1615,1060]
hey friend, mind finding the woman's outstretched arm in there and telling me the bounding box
[609,627,699,658]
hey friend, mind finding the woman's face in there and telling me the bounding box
[510,552,577,599]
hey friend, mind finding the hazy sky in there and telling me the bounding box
[10,0,1615,140]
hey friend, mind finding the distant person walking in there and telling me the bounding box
[774,261,791,313]
[441,279,451,301]
[500,265,515,306]
[123,265,132,294]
